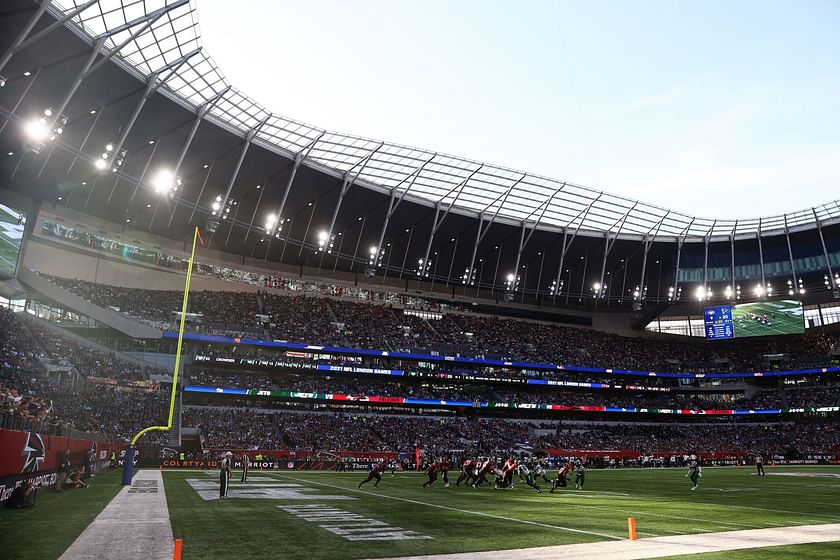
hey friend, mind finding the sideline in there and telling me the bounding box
[372,523,840,560]
[59,470,174,560]
[275,473,624,541]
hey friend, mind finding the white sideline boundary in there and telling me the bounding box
[373,523,840,560]
[59,470,174,560]
[276,474,625,541]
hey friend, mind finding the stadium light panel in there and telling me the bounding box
[151,169,182,196]
[23,118,49,142]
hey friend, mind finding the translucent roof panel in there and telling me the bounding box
[48,0,840,242]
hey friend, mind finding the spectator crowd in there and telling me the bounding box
[43,275,839,374]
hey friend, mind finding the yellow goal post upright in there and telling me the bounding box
[121,226,200,485]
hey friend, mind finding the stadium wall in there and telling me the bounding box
[0,428,123,503]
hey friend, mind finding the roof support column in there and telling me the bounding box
[188,159,215,223]
[511,183,564,289]
[349,213,366,270]
[0,67,41,135]
[597,203,637,302]
[671,218,695,302]
[702,220,716,299]
[242,180,265,245]
[551,193,603,300]
[398,226,413,280]
[102,48,200,179]
[813,208,839,298]
[444,235,459,288]
[322,143,383,260]
[262,132,324,255]
[217,115,269,227]
[420,166,482,279]
[635,213,668,306]
[66,104,103,174]
[783,215,798,295]
[372,155,435,268]
[465,173,524,287]
[730,221,738,300]
[491,243,503,296]
[534,250,545,304]
[167,86,231,228]
[0,0,99,75]
[757,218,766,293]
[47,0,190,132]
[127,137,160,202]
[298,199,318,260]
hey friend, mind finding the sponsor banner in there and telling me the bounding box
[0,428,123,502]
[176,333,840,379]
[196,356,670,394]
[184,385,835,416]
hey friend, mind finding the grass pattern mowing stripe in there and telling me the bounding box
[275,474,626,541]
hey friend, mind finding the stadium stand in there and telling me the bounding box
[36,275,840,373]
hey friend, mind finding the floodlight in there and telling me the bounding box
[151,169,181,196]
[24,118,49,143]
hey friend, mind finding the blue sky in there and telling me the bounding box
[197,0,840,218]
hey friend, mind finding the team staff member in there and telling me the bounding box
[220,451,233,498]
[755,454,765,477]
[240,452,250,483]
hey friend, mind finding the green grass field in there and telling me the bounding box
[2,467,838,559]
[0,470,123,559]
[732,300,804,338]
[162,467,840,560]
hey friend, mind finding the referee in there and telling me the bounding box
[220,451,233,498]
[240,452,249,483]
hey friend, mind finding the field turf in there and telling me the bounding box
[0,470,123,560]
[732,300,804,338]
[163,466,840,560]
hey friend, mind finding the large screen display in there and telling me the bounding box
[0,203,26,277]
[704,300,804,340]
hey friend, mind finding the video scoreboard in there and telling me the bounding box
[704,305,734,340]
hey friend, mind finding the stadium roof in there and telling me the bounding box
[48,0,840,243]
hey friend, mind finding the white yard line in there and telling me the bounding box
[275,474,625,541]
[372,523,840,560]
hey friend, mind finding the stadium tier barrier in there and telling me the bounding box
[0,427,125,503]
[183,384,840,416]
[173,332,840,380]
